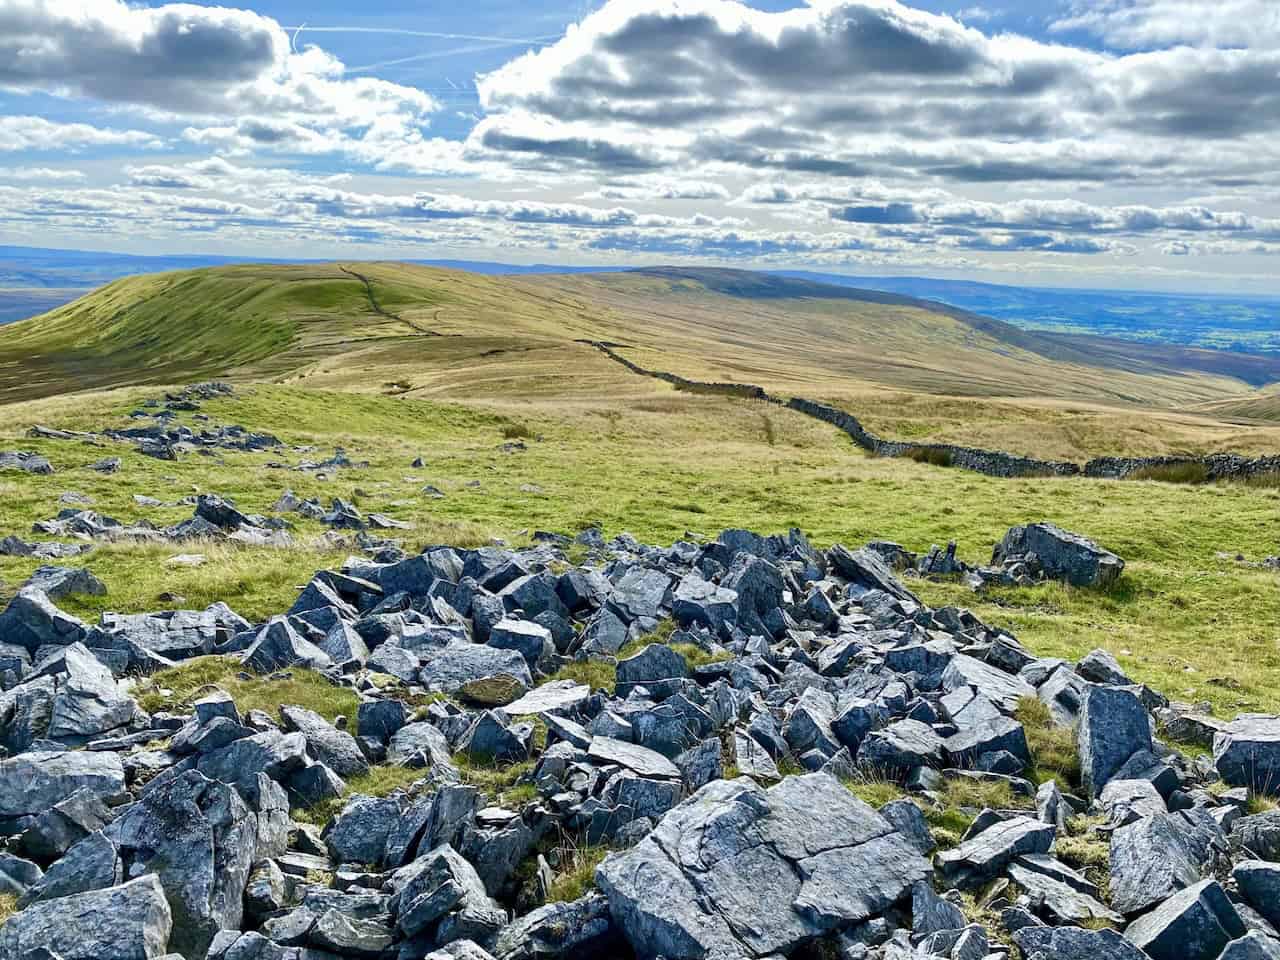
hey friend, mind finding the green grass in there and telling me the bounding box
[546,844,611,903]
[453,753,538,808]
[293,764,430,827]
[1016,697,1081,790]
[843,776,906,809]
[131,656,360,728]
[1130,462,1210,484]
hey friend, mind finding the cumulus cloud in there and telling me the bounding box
[1052,0,1280,49]
[471,0,1280,188]
[0,165,85,181]
[0,0,436,123]
[0,115,161,152]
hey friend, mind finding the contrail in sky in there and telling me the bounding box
[285,25,559,44]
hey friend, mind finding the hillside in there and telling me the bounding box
[4,262,1280,460]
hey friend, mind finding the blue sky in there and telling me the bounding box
[3,0,1280,293]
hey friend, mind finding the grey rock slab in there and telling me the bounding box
[492,892,618,960]
[0,874,173,960]
[1007,861,1122,926]
[911,880,964,938]
[941,654,1035,715]
[1077,683,1153,797]
[1124,878,1246,960]
[22,566,107,600]
[1221,932,1280,960]
[0,749,125,819]
[993,522,1124,588]
[1013,925,1146,960]
[387,720,453,768]
[0,587,88,653]
[418,642,532,699]
[936,815,1055,889]
[1216,715,1280,796]
[596,773,929,960]
[280,704,370,778]
[328,794,404,866]
[587,736,681,780]
[1236,860,1280,930]
[243,617,333,674]
[102,770,263,958]
[1109,808,1228,915]
[500,679,590,717]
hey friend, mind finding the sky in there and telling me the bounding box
[4,0,1280,293]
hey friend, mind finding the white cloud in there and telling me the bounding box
[0,115,161,152]
[0,165,86,181]
[1052,0,1280,49]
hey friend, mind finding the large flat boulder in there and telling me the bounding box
[596,773,930,960]
[0,874,172,960]
[0,750,125,819]
[993,522,1124,588]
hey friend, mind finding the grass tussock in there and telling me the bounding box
[1243,470,1280,489]
[543,659,617,694]
[843,775,906,809]
[293,764,431,827]
[453,753,538,808]
[546,843,612,903]
[1130,462,1209,485]
[1056,813,1112,897]
[132,656,360,729]
[0,893,15,926]
[903,446,954,468]
[1016,697,1082,790]
[501,422,536,441]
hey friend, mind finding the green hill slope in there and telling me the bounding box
[4,261,1278,419]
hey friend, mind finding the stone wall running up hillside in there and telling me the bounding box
[586,341,1279,484]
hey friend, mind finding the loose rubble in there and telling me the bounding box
[0,523,1275,960]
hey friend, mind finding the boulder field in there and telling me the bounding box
[0,522,1277,960]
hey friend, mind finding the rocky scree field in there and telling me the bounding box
[0,509,1279,960]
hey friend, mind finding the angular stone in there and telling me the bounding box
[328,794,403,866]
[1109,809,1228,915]
[941,654,1035,715]
[388,721,453,768]
[0,588,88,652]
[1077,684,1152,797]
[993,522,1124,588]
[856,719,946,778]
[936,815,1055,889]
[0,875,172,960]
[1014,925,1147,960]
[596,774,929,960]
[911,880,964,937]
[1236,860,1280,930]
[1124,878,1246,960]
[418,643,532,699]
[588,736,681,779]
[243,618,333,674]
[492,892,619,960]
[397,843,503,941]
[0,750,125,819]
[615,643,689,698]
[501,680,591,717]
[281,705,370,778]
[1216,716,1280,796]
